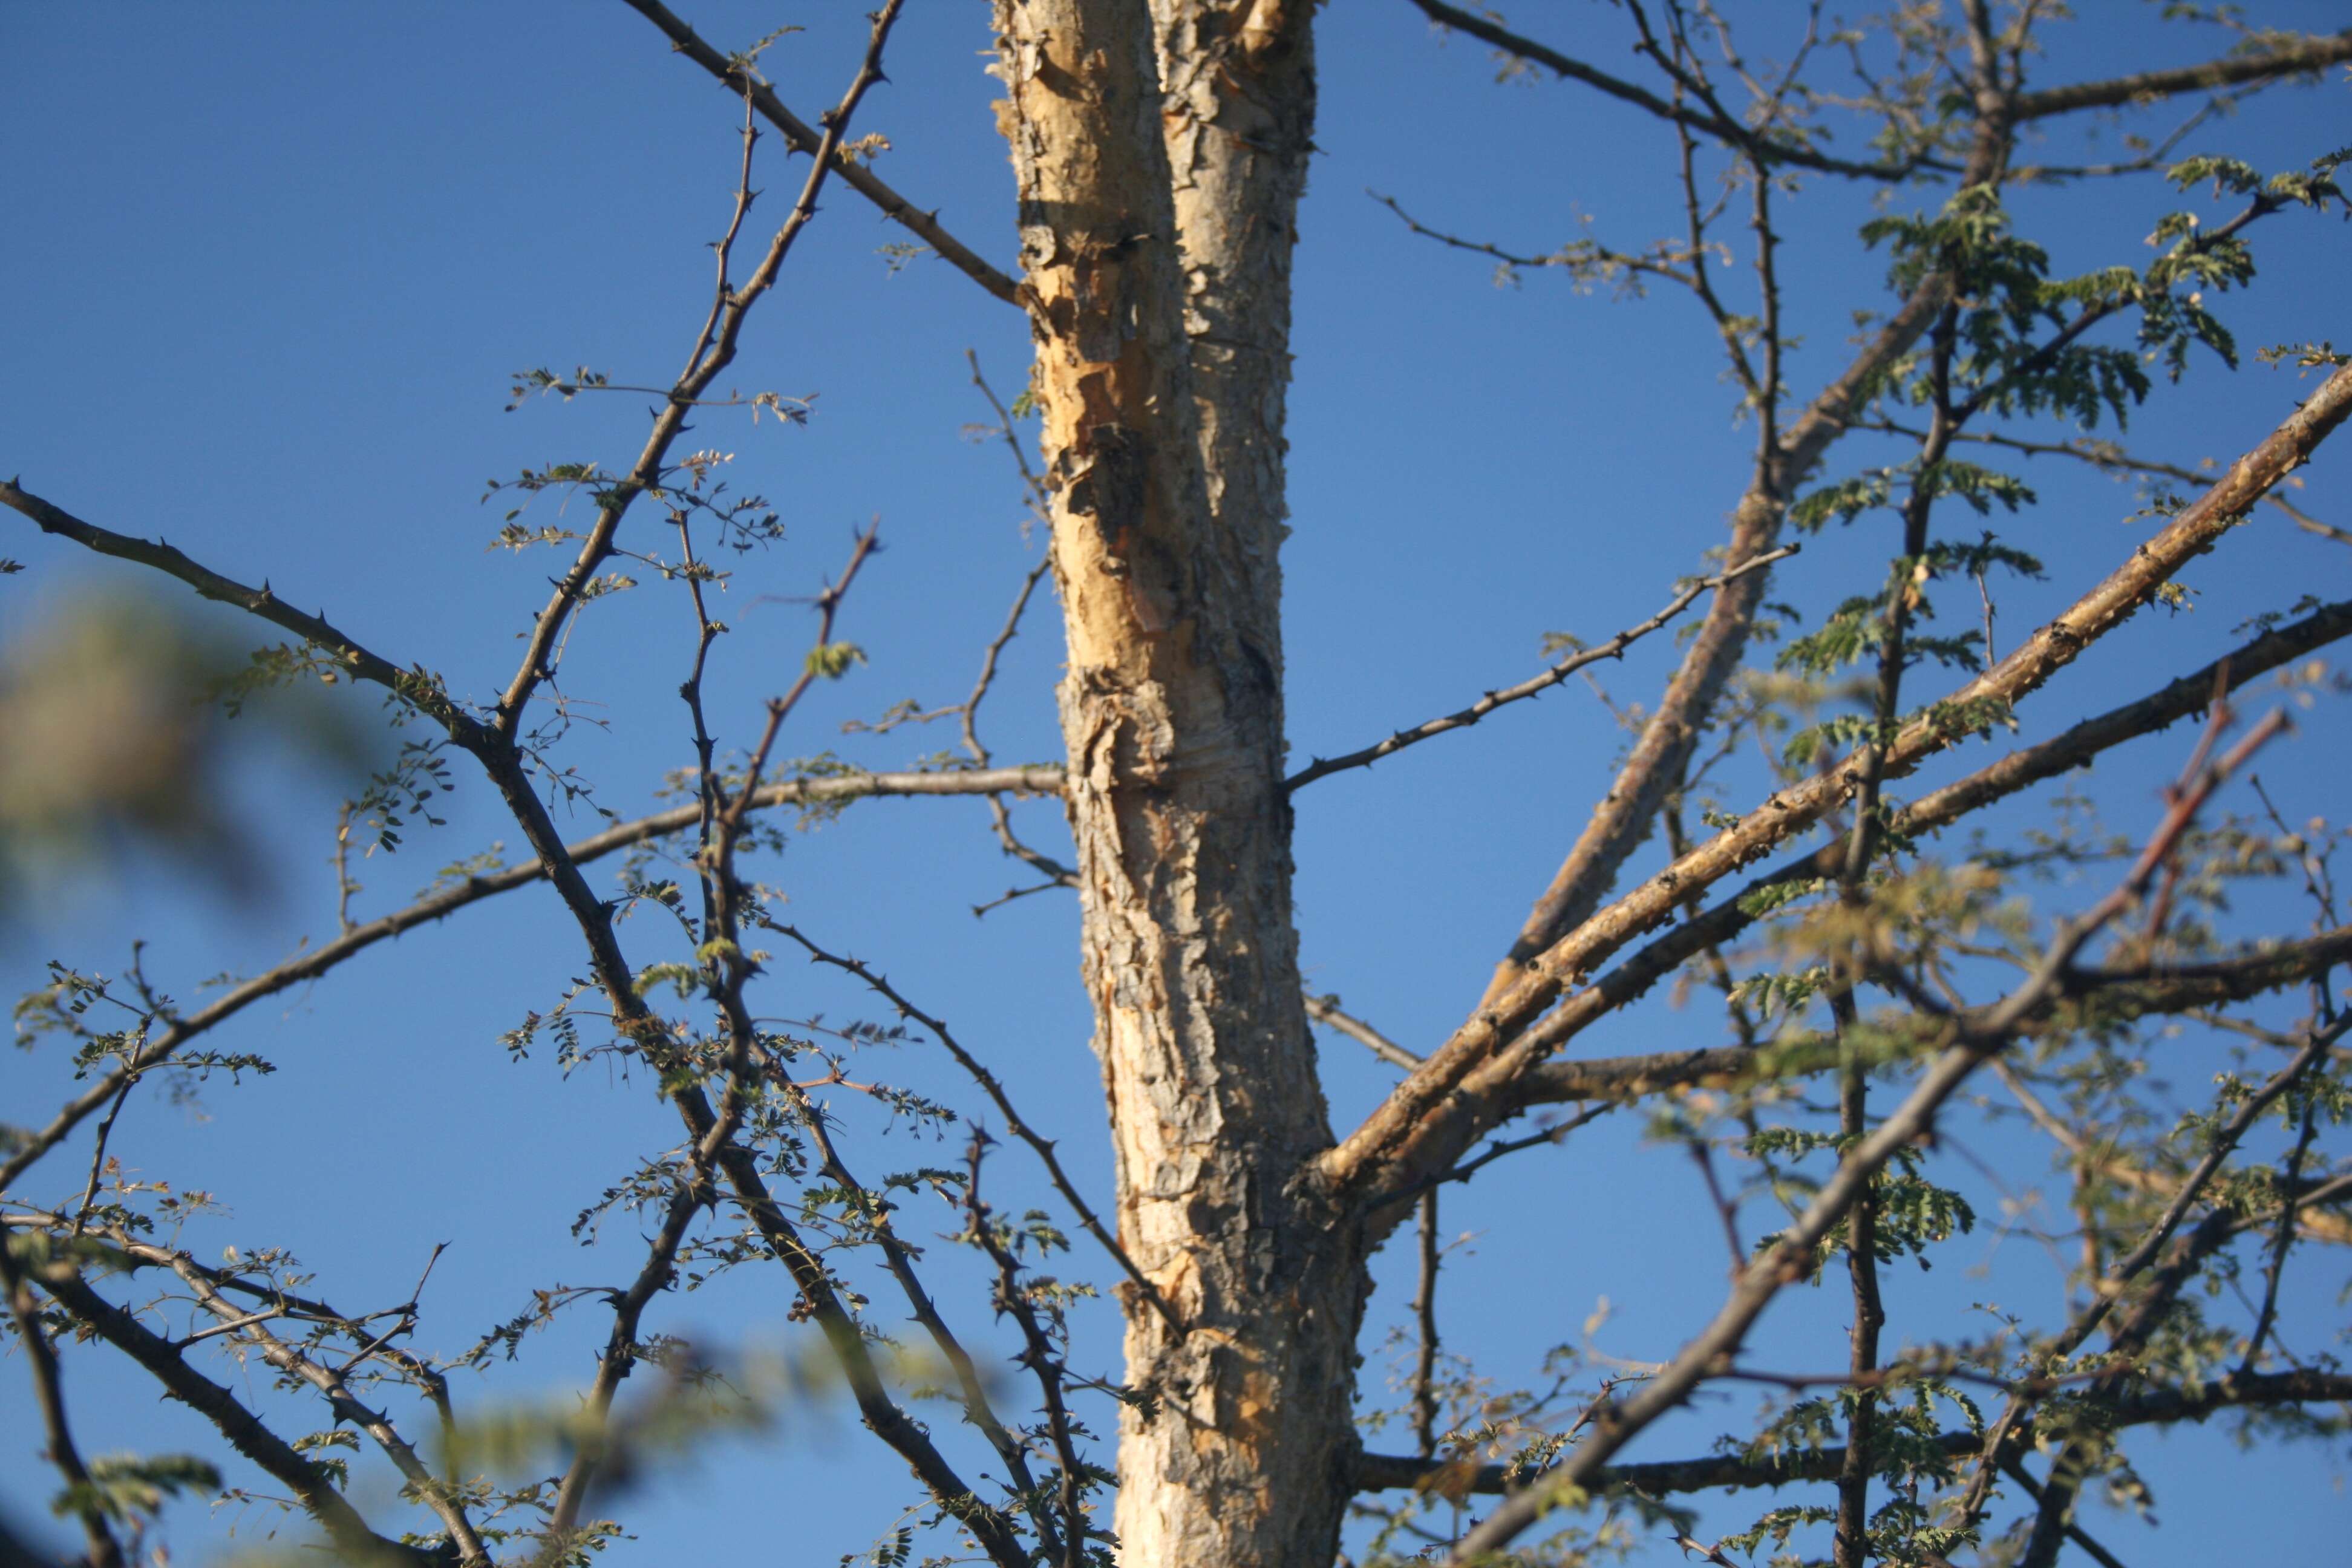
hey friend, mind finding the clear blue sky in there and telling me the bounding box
[4,3,2348,1564]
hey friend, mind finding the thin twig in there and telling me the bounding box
[621,0,1023,305]
[1411,1189,1443,1457]
[70,1078,134,1236]
[769,921,1182,1332]
[1304,992,1424,1071]
[962,1134,1092,1568]
[491,1,899,743]
[1284,545,1797,791]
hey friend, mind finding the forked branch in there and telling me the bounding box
[1327,361,2352,1209]
[1431,704,2287,1562]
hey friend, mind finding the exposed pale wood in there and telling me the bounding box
[994,2,1350,1561]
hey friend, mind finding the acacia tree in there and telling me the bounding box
[6,4,2352,1566]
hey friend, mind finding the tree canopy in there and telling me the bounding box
[5,5,2352,1567]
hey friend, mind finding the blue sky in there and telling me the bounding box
[5,3,2350,1564]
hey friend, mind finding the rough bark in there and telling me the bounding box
[991,4,1355,1564]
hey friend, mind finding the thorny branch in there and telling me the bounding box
[22,1255,439,1566]
[962,1134,1096,1568]
[0,760,1062,1199]
[1431,699,2292,1563]
[0,1236,125,1568]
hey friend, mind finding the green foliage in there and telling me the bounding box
[52,1452,222,1526]
[1790,471,1894,533]
[1726,965,1832,1021]
[291,1428,359,1492]
[1736,877,1827,918]
[2256,338,2348,369]
[1846,1169,1978,1269]
[351,738,456,855]
[806,642,869,679]
[1917,460,2035,517]
[1777,593,1984,681]
[506,364,613,410]
[1782,711,1886,767]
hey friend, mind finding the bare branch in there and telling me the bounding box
[151,1252,490,1564]
[1304,992,1423,1072]
[769,921,1181,1333]
[492,7,899,740]
[1402,0,1949,179]
[1284,545,1798,791]
[1411,1189,1442,1459]
[540,1174,705,1550]
[962,1134,1093,1568]
[619,0,1022,305]
[0,479,480,739]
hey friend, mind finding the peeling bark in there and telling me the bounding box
[991,4,1354,1563]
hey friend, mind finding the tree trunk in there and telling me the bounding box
[991,3,1355,1563]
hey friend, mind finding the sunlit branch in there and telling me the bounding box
[1470,117,2011,1011]
[1304,992,1423,1073]
[1329,362,2352,1209]
[2008,29,2352,120]
[1430,712,2282,1561]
